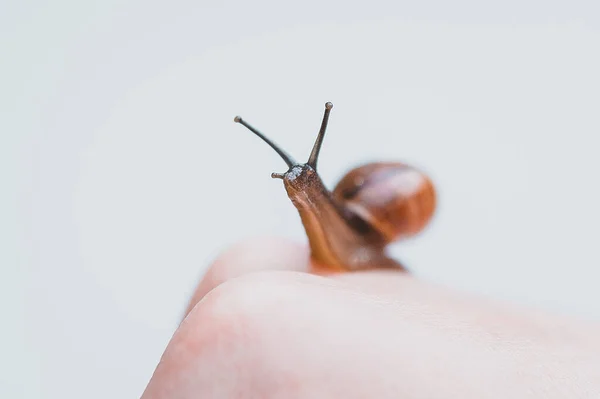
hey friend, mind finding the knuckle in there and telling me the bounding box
[161,272,304,383]
[205,237,306,288]
[194,271,298,333]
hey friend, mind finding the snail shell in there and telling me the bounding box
[332,162,437,242]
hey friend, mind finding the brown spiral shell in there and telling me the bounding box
[332,162,437,243]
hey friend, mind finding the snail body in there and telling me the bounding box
[234,102,436,271]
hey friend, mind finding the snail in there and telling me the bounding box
[234,102,436,271]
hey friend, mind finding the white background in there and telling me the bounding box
[2,1,600,398]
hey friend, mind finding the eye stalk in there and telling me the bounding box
[234,102,334,177]
[307,102,333,170]
[233,115,296,168]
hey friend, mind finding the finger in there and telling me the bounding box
[183,236,414,318]
[186,237,514,335]
[187,235,598,340]
[143,270,600,399]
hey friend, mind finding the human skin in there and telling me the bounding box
[141,237,600,398]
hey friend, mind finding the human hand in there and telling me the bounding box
[141,237,600,398]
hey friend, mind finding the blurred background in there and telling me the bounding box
[2,0,600,397]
